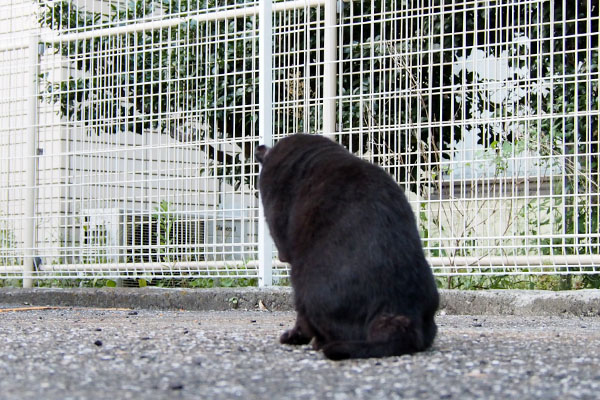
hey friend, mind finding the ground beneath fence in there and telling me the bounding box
[0,308,599,400]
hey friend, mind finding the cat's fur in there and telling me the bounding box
[255,134,439,360]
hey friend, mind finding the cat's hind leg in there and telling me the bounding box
[320,314,431,360]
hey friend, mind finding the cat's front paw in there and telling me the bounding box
[280,328,311,345]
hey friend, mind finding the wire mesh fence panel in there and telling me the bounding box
[0,0,598,287]
[0,0,39,278]
[336,0,599,288]
[2,0,270,283]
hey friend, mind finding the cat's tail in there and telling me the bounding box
[321,314,435,360]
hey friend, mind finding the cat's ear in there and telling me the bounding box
[255,145,270,164]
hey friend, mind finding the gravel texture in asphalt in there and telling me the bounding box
[1,308,599,399]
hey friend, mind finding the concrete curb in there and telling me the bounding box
[1,287,599,316]
[0,287,294,312]
[439,289,600,317]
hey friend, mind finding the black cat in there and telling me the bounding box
[255,134,439,360]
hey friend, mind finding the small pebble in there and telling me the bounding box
[193,357,203,366]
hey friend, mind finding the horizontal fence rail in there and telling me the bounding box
[0,0,598,289]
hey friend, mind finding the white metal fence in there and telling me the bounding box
[1,0,598,287]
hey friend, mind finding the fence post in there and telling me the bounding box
[23,34,39,288]
[258,0,273,287]
[323,0,337,138]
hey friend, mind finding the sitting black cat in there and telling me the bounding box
[255,134,439,360]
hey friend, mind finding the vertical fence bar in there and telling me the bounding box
[23,34,39,288]
[258,0,273,287]
[323,0,337,138]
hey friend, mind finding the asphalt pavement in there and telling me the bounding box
[1,307,599,400]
